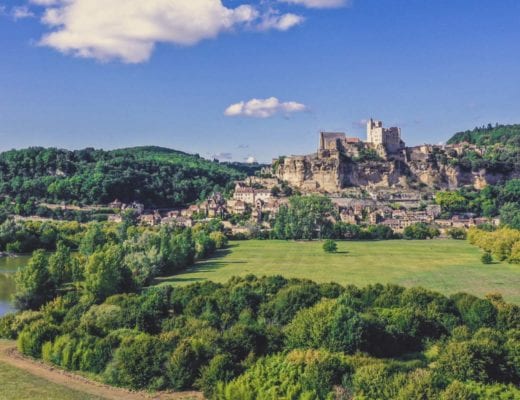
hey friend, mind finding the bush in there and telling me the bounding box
[403,223,440,240]
[214,349,351,400]
[285,299,365,354]
[481,252,493,264]
[448,228,467,240]
[323,239,338,253]
[197,354,238,398]
[104,333,166,390]
[17,320,59,358]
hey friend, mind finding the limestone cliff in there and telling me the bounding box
[274,147,519,193]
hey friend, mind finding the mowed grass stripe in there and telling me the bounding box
[155,240,520,304]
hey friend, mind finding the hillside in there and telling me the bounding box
[447,123,520,146]
[0,146,246,208]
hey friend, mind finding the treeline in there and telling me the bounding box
[271,195,396,240]
[8,221,227,311]
[468,227,520,264]
[447,123,520,147]
[435,179,520,228]
[0,146,244,208]
[1,276,518,399]
[442,124,520,173]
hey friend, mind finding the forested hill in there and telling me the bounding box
[447,123,520,147]
[0,146,248,208]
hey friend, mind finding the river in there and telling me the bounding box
[0,256,30,317]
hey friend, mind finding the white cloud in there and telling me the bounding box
[245,156,257,164]
[224,97,307,118]
[28,0,305,63]
[12,6,35,19]
[258,11,304,31]
[280,0,350,9]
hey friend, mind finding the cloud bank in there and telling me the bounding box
[27,0,305,63]
[224,97,307,118]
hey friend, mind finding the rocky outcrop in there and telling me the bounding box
[275,149,518,193]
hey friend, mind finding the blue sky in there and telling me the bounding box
[0,0,519,162]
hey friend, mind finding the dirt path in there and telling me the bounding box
[0,341,203,400]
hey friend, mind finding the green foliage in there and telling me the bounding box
[447,124,520,147]
[500,202,520,230]
[104,333,166,390]
[0,146,244,208]
[272,195,337,240]
[481,252,493,264]
[84,245,133,302]
[436,191,469,213]
[403,223,440,240]
[197,354,238,398]
[322,239,338,253]
[14,250,56,310]
[285,299,365,354]
[214,349,352,400]
[17,319,59,358]
[468,227,520,264]
[5,273,520,396]
[448,228,467,240]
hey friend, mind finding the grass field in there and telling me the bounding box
[0,361,105,400]
[156,240,520,304]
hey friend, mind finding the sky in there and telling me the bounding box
[0,0,519,163]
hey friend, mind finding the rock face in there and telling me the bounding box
[274,147,518,193]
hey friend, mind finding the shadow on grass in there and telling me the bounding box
[154,247,241,285]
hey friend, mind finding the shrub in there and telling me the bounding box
[214,349,351,400]
[17,319,59,358]
[197,354,238,398]
[323,239,338,253]
[448,228,467,240]
[104,333,166,390]
[481,252,493,264]
[285,299,365,354]
[209,231,228,249]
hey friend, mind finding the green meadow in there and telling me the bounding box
[0,361,105,400]
[156,239,520,304]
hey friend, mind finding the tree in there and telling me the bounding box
[323,239,338,253]
[436,191,469,213]
[448,228,467,240]
[84,245,134,302]
[104,334,166,390]
[500,202,520,230]
[14,250,55,310]
[481,252,493,264]
[404,223,440,240]
[48,241,72,286]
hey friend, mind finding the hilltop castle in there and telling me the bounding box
[318,119,405,157]
[274,118,517,193]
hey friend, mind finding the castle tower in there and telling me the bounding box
[366,118,384,145]
[366,118,404,153]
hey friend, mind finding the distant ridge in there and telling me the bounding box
[0,146,253,208]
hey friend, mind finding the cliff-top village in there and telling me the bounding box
[101,119,501,236]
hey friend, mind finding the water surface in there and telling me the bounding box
[0,256,30,316]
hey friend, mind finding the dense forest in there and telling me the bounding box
[0,146,246,208]
[443,124,520,173]
[1,273,519,399]
[447,123,520,147]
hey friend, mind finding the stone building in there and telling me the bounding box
[366,118,404,153]
[319,132,361,153]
